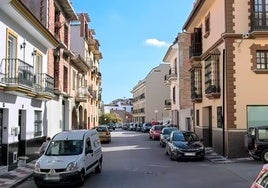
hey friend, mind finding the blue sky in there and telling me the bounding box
[71,1,194,104]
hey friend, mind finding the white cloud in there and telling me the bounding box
[145,38,170,48]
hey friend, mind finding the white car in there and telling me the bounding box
[33,129,103,187]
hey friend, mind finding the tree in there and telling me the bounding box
[99,113,121,125]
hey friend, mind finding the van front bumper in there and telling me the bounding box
[33,170,81,186]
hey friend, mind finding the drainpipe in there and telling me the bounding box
[222,48,225,157]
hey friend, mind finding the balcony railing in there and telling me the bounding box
[164,99,171,110]
[34,73,54,94]
[0,58,33,88]
[189,42,202,58]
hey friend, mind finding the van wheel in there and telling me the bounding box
[261,149,268,163]
[77,170,85,186]
[95,159,102,173]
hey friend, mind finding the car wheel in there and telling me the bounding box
[261,149,268,163]
[165,146,169,155]
[95,159,102,173]
[170,152,175,161]
[77,170,85,186]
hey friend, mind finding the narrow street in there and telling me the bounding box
[18,129,263,188]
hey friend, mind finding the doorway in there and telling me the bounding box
[18,110,26,157]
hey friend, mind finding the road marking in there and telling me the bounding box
[147,164,169,168]
[102,145,150,152]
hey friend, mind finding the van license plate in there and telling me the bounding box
[45,174,60,181]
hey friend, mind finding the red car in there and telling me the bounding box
[149,125,165,140]
[251,164,268,188]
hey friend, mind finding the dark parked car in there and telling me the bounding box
[107,123,115,130]
[141,122,152,133]
[165,130,205,161]
[245,126,268,163]
[160,127,178,147]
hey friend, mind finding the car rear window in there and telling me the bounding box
[97,126,108,132]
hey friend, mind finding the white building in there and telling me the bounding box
[0,0,58,171]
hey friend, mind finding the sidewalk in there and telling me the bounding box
[0,160,35,188]
[205,147,252,163]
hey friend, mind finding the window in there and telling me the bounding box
[63,66,68,92]
[191,65,202,101]
[172,86,176,104]
[7,29,17,79]
[196,109,200,126]
[217,106,223,128]
[34,111,42,137]
[34,52,43,87]
[256,51,268,69]
[205,57,212,92]
[253,0,268,29]
[204,13,210,38]
[72,70,76,90]
[204,50,221,96]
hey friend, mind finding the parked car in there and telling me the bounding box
[160,126,179,147]
[149,125,166,140]
[95,125,111,143]
[128,123,136,131]
[135,123,143,132]
[33,129,103,187]
[245,126,268,163]
[107,123,115,130]
[251,164,268,188]
[122,123,129,130]
[165,130,205,161]
[142,122,152,133]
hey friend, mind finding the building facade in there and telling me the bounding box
[163,33,192,130]
[132,64,170,124]
[183,0,268,158]
[70,13,102,129]
[0,0,58,171]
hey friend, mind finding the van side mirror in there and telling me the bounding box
[86,149,93,154]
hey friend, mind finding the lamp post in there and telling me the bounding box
[154,110,158,122]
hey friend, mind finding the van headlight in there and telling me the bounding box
[35,162,40,172]
[66,161,78,171]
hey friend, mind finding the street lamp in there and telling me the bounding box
[154,110,158,121]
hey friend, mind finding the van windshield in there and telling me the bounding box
[45,140,83,156]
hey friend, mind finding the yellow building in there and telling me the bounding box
[183,0,268,158]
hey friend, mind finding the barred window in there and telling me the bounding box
[34,111,42,137]
[256,51,268,69]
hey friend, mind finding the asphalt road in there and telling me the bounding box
[17,129,263,188]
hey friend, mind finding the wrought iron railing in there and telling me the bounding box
[34,73,54,94]
[0,58,33,87]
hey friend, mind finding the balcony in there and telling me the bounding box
[205,85,221,99]
[164,74,171,86]
[191,92,202,103]
[88,38,96,51]
[34,73,55,100]
[0,58,34,96]
[164,99,171,110]
[75,86,90,103]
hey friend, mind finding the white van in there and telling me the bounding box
[33,129,103,187]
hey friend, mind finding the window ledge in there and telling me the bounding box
[253,69,268,74]
[205,93,221,99]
